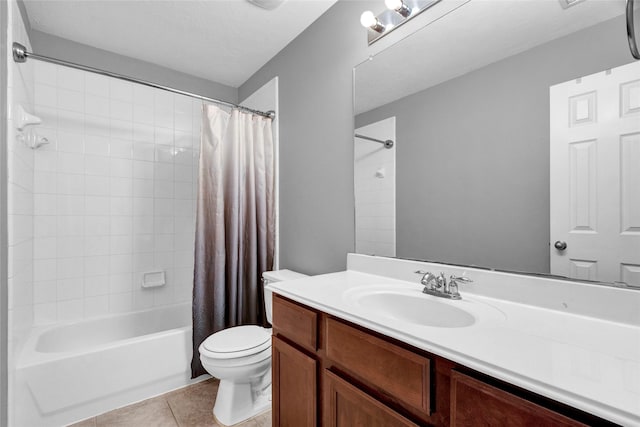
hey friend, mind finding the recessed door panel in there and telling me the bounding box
[621,132,640,234]
[569,259,598,281]
[569,139,597,232]
[621,264,640,288]
[621,79,640,118]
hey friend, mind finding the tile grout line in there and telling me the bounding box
[165,395,181,427]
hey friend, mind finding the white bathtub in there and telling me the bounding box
[14,303,202,426]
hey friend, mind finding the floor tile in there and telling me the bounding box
[235,419,257,427]
[69,417,97,427]
[166,379,220,427]
[231,409,272,427]
[96,396,178,427]
[251,412,272,427]
[73,377,272,427]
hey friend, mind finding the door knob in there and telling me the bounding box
[554,241,567,251]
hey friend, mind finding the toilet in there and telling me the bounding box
[198,269,308,426]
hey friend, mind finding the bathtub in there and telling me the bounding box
[14,303,202,426]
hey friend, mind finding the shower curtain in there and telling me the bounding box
[191,104,275,378]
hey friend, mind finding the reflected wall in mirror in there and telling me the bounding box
[354,0,640,287]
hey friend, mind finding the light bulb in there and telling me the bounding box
[385,0,403,10]
[385,0,411,17]
[360,11,377,28]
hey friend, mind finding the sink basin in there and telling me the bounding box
[350,289,476,328]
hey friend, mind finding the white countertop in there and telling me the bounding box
[267,267,640,426]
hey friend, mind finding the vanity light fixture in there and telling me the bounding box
[360,11,385,33]
[361,0,442,45]
[385,0,412,18]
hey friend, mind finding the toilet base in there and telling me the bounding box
[213,375,272,426]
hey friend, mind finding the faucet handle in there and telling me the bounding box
[414,270,437,288]
[449,275,473,285]
[435,272,446,289]
[448,282,460,298]
[448,275,471,298]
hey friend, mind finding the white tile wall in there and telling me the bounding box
[355,117,396,257]
[31,63,200,324]
[7,0,35,355]
[7,2,36,425]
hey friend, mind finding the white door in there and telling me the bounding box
[550,61,640,286]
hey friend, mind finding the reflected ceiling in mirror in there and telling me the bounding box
[354,0,640,288]
[356,0,626,114]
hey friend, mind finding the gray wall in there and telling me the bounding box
[30,30,238,103]
[355,15,632,274]
[1,0,8,424]
[239,1,381,274]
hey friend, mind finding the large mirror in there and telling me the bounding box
[354,0,640,287]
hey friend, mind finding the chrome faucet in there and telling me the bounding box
[417,271,437,289]
[414,271,473,300]
[449,275,473,298]
[437,272,448,293]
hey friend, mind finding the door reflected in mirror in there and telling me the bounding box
[354,0,640,287]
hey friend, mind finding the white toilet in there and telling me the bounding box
[198,269,308,426]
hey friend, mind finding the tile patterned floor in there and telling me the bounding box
[69,379,272,427]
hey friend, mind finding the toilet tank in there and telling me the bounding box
[263,269,308,324]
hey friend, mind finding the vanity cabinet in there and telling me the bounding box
[271,294,617,427]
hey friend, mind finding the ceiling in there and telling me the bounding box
[23,0,338,88]
[355,0,627,114]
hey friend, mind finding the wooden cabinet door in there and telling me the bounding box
[324,370,419,427]
[450,371,587,427]
[272,336,317,427]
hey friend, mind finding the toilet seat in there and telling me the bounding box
[201,325,271,359]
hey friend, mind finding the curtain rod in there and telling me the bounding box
[354,133,394,149]
[12,42,275,119]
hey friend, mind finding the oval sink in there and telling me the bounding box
[353,290,476,328]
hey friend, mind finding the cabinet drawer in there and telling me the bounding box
[450,371,587,427]
[324,317,431,414]
[324,370,419,427]
[272,295,318,352]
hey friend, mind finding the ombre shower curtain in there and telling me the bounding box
[191,104,275,378]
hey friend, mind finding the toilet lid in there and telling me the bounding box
[203,325,271,354]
